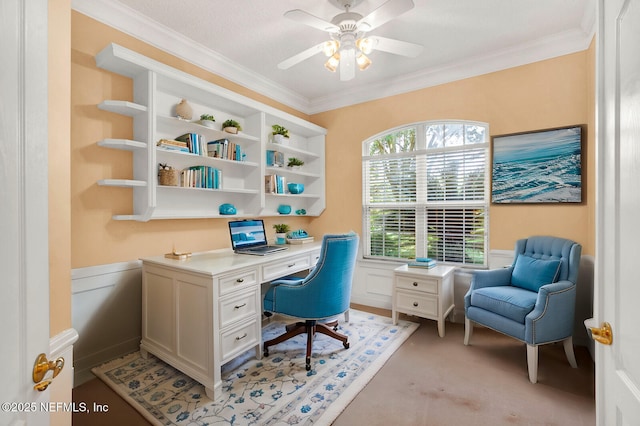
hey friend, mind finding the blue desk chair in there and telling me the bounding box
[263,233,359,371]
[464,236,582,383]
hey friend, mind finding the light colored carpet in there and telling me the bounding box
[91,309,418,425]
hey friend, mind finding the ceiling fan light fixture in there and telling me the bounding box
[323,40,339,56]
[356,37,375,54]
[325,52,340,72]
[356,52,372,71]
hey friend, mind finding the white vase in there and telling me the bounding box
[275,233,287,245]
[200,120,216,128]
[175,99,193,120]
[273,134,289,145]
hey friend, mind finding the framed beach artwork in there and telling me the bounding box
[491,125,583,203]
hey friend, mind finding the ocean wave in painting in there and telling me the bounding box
[492,127,582,203]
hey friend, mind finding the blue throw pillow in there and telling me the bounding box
[511,255,561,292]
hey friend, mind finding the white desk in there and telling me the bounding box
[139,242,322,400]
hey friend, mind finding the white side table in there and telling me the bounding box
[392,264,456,337]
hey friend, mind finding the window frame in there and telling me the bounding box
[361,120,490,267]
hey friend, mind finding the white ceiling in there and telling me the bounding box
[72,0,595,114]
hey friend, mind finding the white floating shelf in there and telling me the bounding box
[98,179,147,187]
[98,138,147,151]
[98,100,147,116]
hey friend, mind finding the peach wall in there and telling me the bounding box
[49,0,71,335]
[71,12,314,268]
[71,11,595,270]
[310,47,595,255]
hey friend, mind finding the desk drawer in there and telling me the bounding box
[220,290,257,328]
[218,268,257,296]
[396,290,438,317]
[262,254,311,282]
[220,320,258,362]
[395,276,438,294]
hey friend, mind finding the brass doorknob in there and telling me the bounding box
[32,353,65,391]
[589,322,613,345]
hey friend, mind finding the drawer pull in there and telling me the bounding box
[287,263,296,268]
[235,333,248,341]
[413,302,419,307]
[236,278,244,283]
[234,303,247,310]
[412,282,418,286]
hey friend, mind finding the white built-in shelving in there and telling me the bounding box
[94,43,326,221]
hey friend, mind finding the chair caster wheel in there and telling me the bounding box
[306,364,311,371]
[343,342,350,349]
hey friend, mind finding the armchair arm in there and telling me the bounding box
[464,267,513,309]
[525,280,576,344]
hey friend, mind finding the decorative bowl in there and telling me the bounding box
[218,203,236,215]
[277,204,292,214]
[287,183,304,194]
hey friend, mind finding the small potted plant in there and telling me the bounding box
[272,124,290,144]
[273,223,290,245]
[199,114,216,128]
[287,157,304,169]
[222,119,242,134]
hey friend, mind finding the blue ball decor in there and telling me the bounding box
[287,182,304,194]
[218,203,236,215]
[277,204,292,214]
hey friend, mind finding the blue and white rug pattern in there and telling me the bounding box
[92,310,418,425]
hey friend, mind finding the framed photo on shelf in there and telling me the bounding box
[491,125,583,204]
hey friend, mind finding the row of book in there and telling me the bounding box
[407,257,437,269]
[266,150,285,167]
[157,134,245,161]
[265,174,287,194]
[180,166,223,189]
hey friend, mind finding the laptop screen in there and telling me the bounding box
[228,220,268,250]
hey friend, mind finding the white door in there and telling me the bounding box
[0,0,51,425]
[596,0,640,423]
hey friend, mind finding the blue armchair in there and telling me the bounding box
[464,236,582,383]
[263,233,359,371]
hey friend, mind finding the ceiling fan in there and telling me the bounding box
[278,0,423,81]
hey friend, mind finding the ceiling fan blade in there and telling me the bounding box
[368,36,423,57]
[357,0,415,32]
[284,9,339,32]
[278,42,326,70]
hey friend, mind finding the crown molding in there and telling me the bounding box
[71,0,312,113]
[72,0,595,115]
[307,26,595,114]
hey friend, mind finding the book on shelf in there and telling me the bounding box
[180,166,222,189]
[157,139,189,152]
[175,133,207,156]
[407,257,437,269]
[207,139,244,161]
[266,150,284,167]
[264,174,287,194]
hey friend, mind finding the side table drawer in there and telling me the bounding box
[396,275,438,294]
[218,268,258,296]
[396,290,438,317]
[220,320,259,362]
[220,290,257,328]
[262,254,311,282]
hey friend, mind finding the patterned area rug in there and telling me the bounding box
[92,310,418,425]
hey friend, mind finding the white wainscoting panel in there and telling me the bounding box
[72,260,142,386]
[50,328,78,426]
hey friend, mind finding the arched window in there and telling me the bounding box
[362,121,489,266]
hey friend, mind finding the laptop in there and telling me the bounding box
[228,219,288,255]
